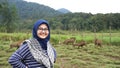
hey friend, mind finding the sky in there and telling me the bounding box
[24,0,120,14]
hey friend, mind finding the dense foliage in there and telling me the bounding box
[0,0,120,32]
[0,0,18,33]
[48,13,120,32]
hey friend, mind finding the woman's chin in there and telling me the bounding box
[39,36,47,39]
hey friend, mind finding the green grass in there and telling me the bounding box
[54,44,120,68]
[0,32,120,68]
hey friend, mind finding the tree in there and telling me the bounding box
[0,0,19,33]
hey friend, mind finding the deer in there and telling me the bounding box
[94,38,102,47]
[10,40,24,49]
[63,37,76,45]
[73,40,86,48]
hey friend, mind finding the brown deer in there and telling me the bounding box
[10,40,24,49]
[94,38,102,47]
[73,40,86,48]
[63,37,76,45]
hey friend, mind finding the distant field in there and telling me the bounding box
[0,32,120,68]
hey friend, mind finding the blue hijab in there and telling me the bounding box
[32,19,50,50]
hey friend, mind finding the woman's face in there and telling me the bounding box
[37,24,49,39]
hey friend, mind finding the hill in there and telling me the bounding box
[57,8,71,13]
[9,0,63,19]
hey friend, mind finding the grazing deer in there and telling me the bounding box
[10,40,24,49]
[94,38,102,47]
[63,37,76,45]
[73,40,86,48]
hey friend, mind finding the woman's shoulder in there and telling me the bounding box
[18,38,33,50]
[19,42,29,50]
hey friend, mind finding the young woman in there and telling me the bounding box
[8,19,57,68]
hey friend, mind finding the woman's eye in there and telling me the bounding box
[38,28,48,31]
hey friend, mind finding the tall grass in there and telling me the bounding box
[0,32,120,68]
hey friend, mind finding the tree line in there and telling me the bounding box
[0,0,120,33]
[47,13,120,32]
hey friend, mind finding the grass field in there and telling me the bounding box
[0,32,120,68]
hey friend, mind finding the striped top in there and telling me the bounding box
[8,43,56,68]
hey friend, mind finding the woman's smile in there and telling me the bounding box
[37,24,49,39]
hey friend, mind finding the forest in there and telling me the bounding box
[0,0,120,33]
[47,13,120,32]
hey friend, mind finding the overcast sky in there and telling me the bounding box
[24,0,120,14]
